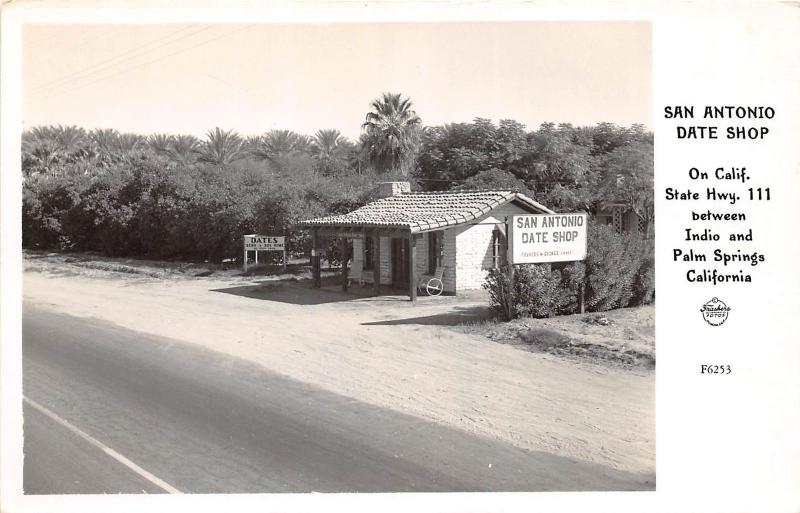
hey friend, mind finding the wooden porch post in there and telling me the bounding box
[282,229,287,273]
[340,237,349,292]
[408,233,417,303]
[311,229,321,288]
[373,231,381,296]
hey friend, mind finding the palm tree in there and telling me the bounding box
[168,134,201,165]
[293,134,313,155]
[147,133,174,156]
[361,92,422,176]
[87,129,143,162]
[49,125,89,156]
[242,135,262,155]
[251,130,299,160]
[249,129,311,171]
[21,125,89,175]
[22,128,53,175]
[350,133,372,175]
[48,125,91,162]
[199,127,244,165]
[89,128,119,160]
[115,133,145,156]
[310,129,345,159]
[310,129,353,175]
[21,130,58,177]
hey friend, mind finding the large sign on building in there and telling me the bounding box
[508,213,588,264]
[244,235,285,251]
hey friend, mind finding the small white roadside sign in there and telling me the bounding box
[243,235,286,271]
[508,213,588,264]
[244,235,285,251]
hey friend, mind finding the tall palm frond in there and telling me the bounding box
[250,129,311,164]
[48,125,89,154]
[199,127,245,165]
[21,125,90,175]
[293,134,313,155]
[251,130,296,160]
[361,92,422,176]
[168,134,201,165]
[89,128,119,159]
[115,133,145,155]
[242,135,262,155]
[147,133,174,155]
[310,129,345,159]
[309,129,355,175]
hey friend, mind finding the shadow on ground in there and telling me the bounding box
[211,282,352,306]
[210,281,425,306]
[361,305,493,326]
[210,280,490,317]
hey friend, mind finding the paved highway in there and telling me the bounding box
[22,305,651,493]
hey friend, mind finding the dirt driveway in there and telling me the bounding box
[22,255,654,477]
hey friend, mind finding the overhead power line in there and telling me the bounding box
[38,24,256,100]
[26,26,116,68]
[31,24,211,94]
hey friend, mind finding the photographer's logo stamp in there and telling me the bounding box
[701,297,731,326]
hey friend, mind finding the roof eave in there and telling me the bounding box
[512,193,556,214]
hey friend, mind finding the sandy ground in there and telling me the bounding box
[21,253,655,476]
[460,306,655,368]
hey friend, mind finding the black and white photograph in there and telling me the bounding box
[15,19,654,494]
[2,2,799,513]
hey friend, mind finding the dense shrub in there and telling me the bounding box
[513,265,566,318]
[21,152,374,263]
[484,264,572,321]
[631,236,655,305]
[23,174,82,249]
[483,223,653,320]
[483,267,515,321]
[582,224,642,311]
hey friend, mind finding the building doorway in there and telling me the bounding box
[391,238,410,289]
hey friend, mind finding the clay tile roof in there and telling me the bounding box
[297,190,554,233]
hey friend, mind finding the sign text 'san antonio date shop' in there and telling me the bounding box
[508,213,588,265]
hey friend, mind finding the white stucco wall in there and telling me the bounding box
[453,202,531,291]
[348,200,537,294]
[351,236,390,285]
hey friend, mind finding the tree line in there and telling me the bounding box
[22,92,654,271]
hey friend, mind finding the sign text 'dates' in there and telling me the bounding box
[244,235,285,251]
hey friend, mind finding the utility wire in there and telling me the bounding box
[39,24,256,100]
[31,25,211,94]
[26,26,116,69]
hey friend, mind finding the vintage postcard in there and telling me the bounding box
[1,1,798,513]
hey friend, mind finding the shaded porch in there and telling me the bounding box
[308,226,442,303]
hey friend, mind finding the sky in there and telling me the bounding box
[22,22,651,140]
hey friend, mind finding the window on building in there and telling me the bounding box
[428,231,443,273]
[613,208,623,233]
[598,215,613,226]
[491,229,506,269]
[363,236,374,270]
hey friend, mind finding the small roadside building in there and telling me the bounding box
[296,182,554,301]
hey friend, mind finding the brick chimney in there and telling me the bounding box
[376,181,411,198]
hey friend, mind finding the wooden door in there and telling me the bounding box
[391,238,410,289]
